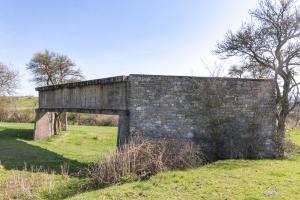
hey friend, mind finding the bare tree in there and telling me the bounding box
[27,50,84,134]
[27,50,83,86]
[228,65,244,78]
[0,63,18,96]
[228,64,273,79]
[215,0,300,153]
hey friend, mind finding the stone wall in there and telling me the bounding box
[128,75,278,160]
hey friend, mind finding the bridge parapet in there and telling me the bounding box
[37,76,128,114]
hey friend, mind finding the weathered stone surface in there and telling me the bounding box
[34,111,55,140]
[37,76,128,114]
[128,75,277,160]
[34,74,279,160]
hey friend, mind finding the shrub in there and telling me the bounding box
[86,136,204,187]
[284,138,300,155]
[68,113,118,127]
[0,108,9,121]
[97,116,118,126]
[0,109,35,123]
[8,109,35,123]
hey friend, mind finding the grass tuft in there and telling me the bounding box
[0,169,55,200]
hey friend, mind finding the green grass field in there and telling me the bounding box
[0,122,300,199]
[14,96,38,109]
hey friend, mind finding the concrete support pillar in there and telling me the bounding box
[57,112,67,131]
[34,110,55,140]
[61,112,67,131]
[117,113,130,147]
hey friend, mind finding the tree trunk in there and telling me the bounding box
[276,78,290,156]
[276,115,286,157]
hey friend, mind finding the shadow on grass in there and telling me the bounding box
[0,126,87,174]
[0,125,111,199]
[0,130,207,199]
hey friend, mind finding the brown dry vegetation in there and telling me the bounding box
[86,135,204,187]
[0,169,55,200]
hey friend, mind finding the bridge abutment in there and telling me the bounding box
[34,110,55,140]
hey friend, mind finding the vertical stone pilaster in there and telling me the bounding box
[34,110,55,140]
[117,113,130,147]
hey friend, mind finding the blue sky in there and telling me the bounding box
[0,0,258,96]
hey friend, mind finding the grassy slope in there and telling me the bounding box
[0,96,38,109]
[14,96,38,109]
[69,159,300,200]
[0,123,300,200]
[69,132,300,200]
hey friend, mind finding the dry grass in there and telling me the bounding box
[86,136,204,187]
[0,169,55,200]
[0,163,72,200]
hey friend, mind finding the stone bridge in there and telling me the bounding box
[34,74,280,160]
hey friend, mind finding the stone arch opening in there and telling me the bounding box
[34,76,130,147]
[34,109,129,147]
